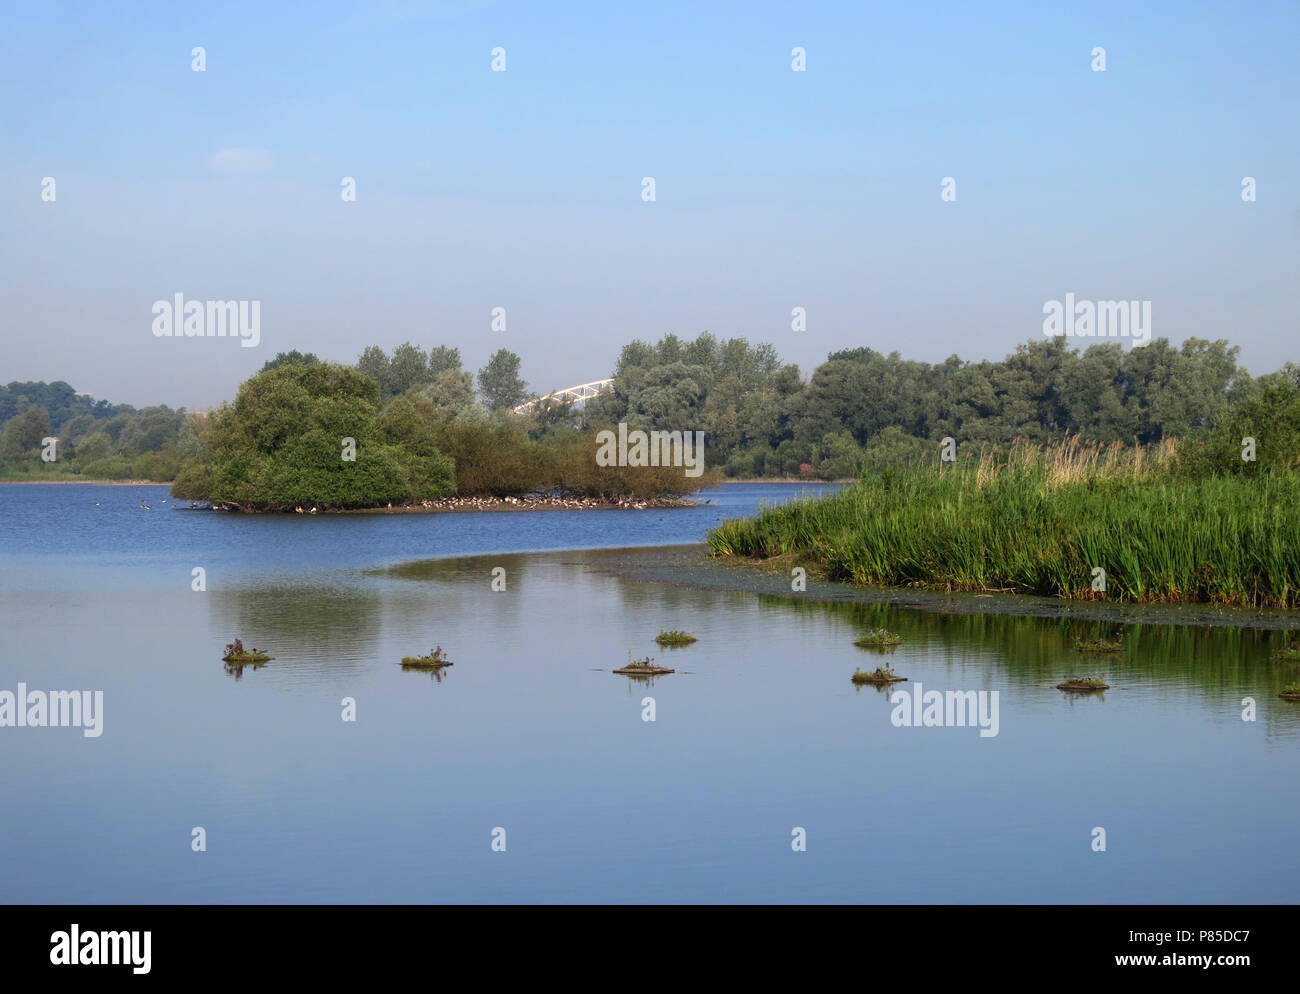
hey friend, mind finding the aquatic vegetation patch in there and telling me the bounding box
[854,628,903,647]
[654,630,698,647]
[1057,674,1110,692]
[1274,642,1300,662]
[1279,683,1300,701]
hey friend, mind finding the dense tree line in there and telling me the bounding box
[0,380,135,430]
[0,380,197,480]
[583,333,1278,478]
[4,334,1297,484]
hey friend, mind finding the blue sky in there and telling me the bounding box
[2,0,1296,407]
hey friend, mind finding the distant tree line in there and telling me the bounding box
[4,333,1298,483]
[583,333,1287,479]
[0,380,198,480]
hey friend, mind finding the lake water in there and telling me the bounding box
[1,482,1297,903]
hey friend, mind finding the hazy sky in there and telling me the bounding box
[2,1,1296,409]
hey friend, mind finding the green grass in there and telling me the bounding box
[1279,682,1300,701]
[654,630,698,647]
[707,439,1300,608]
[1275,642,1300,662]
[854,628,902,647]
[1057,674,1110,691]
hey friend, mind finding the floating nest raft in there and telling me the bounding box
[1057,676,1109,692]
[221,638,271,664]
[401,646,453,670]
[614,656,675,676]
[851,669,906,685]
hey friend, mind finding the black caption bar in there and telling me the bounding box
[0,904,1288,981]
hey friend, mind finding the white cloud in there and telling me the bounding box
[211,147,274,172]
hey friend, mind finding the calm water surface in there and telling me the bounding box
[0,483,1296,903]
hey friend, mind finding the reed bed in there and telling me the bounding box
[707,438,1300,608]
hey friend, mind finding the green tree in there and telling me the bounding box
[356,345,391,395]
[73,431,114,467]
[628,362,711,425]
[415,368,476,414]
[2,406,49,461]
[427,346,462,377]
[118,407,186,453]
[171,364,455,509]
[813,431,865,479]
[61,413,98,445]
[373,395,456,495]
[477,349,529,411]
[1176,380,1300,477]
[261,350,320,372]
[388,342,430,396]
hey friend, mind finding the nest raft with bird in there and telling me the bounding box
[851,664,906,685]
[221,638,272,664]
[401,646,454,669]
[613,652,674,676]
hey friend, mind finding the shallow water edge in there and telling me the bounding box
[580,544,1300,632]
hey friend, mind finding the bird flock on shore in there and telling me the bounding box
[108,494,684,512]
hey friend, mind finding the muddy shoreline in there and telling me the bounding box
[582,544,1300,632]
[186,494,706,513]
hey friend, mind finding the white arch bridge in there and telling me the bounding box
[512,378,614,414]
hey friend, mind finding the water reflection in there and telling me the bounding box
[400,663,451,683]
[752,589,1300,717]
[851,680,899,696]
[7,523,1300,901]
[1058,689,1108,706]
[223,660,270,682]
[614,673,670,687]
[222,546,1300,738]
[853,644,900,656]
[209,580,383,676]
